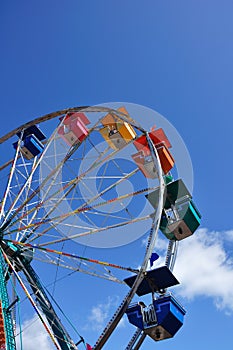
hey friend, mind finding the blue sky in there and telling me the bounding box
[1,1,233,349]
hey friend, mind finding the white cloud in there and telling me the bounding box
[87,295,126,332]
[224,229,233,242]
[142,235,168,252]
[16,314,53,350]
[143,228,233,313]
[170,228,233,313]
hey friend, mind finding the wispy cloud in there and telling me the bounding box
[16,314,52,350]
[149,228,233,314]
[87,296,126,332]
[224,229,233,242]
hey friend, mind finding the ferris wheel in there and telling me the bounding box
[0,105,201,350]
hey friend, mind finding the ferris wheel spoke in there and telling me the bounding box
[6,193,152,242]
[1,148,41,225]
[6,162,142,242]
[73,167,139,215]
[18,214,150,246]
[31,247,124,284]
[0,127,85,230]
[5,186,154,246]
[5,132,137,234]
[0,140,22,221]
[33,257,125,284]
[7,240,138,274]
[0,136,59,229]
[37,215,151,247]
[14,120,142,229]
[6,213,150,246]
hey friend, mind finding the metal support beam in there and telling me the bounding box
[0,251,16,350]
[19,259,77,350]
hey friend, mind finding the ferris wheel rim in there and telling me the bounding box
[0,105,145,145]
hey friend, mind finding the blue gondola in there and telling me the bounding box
[16,125,46,141]
[126,294,186,341]
[13,125,46,159]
